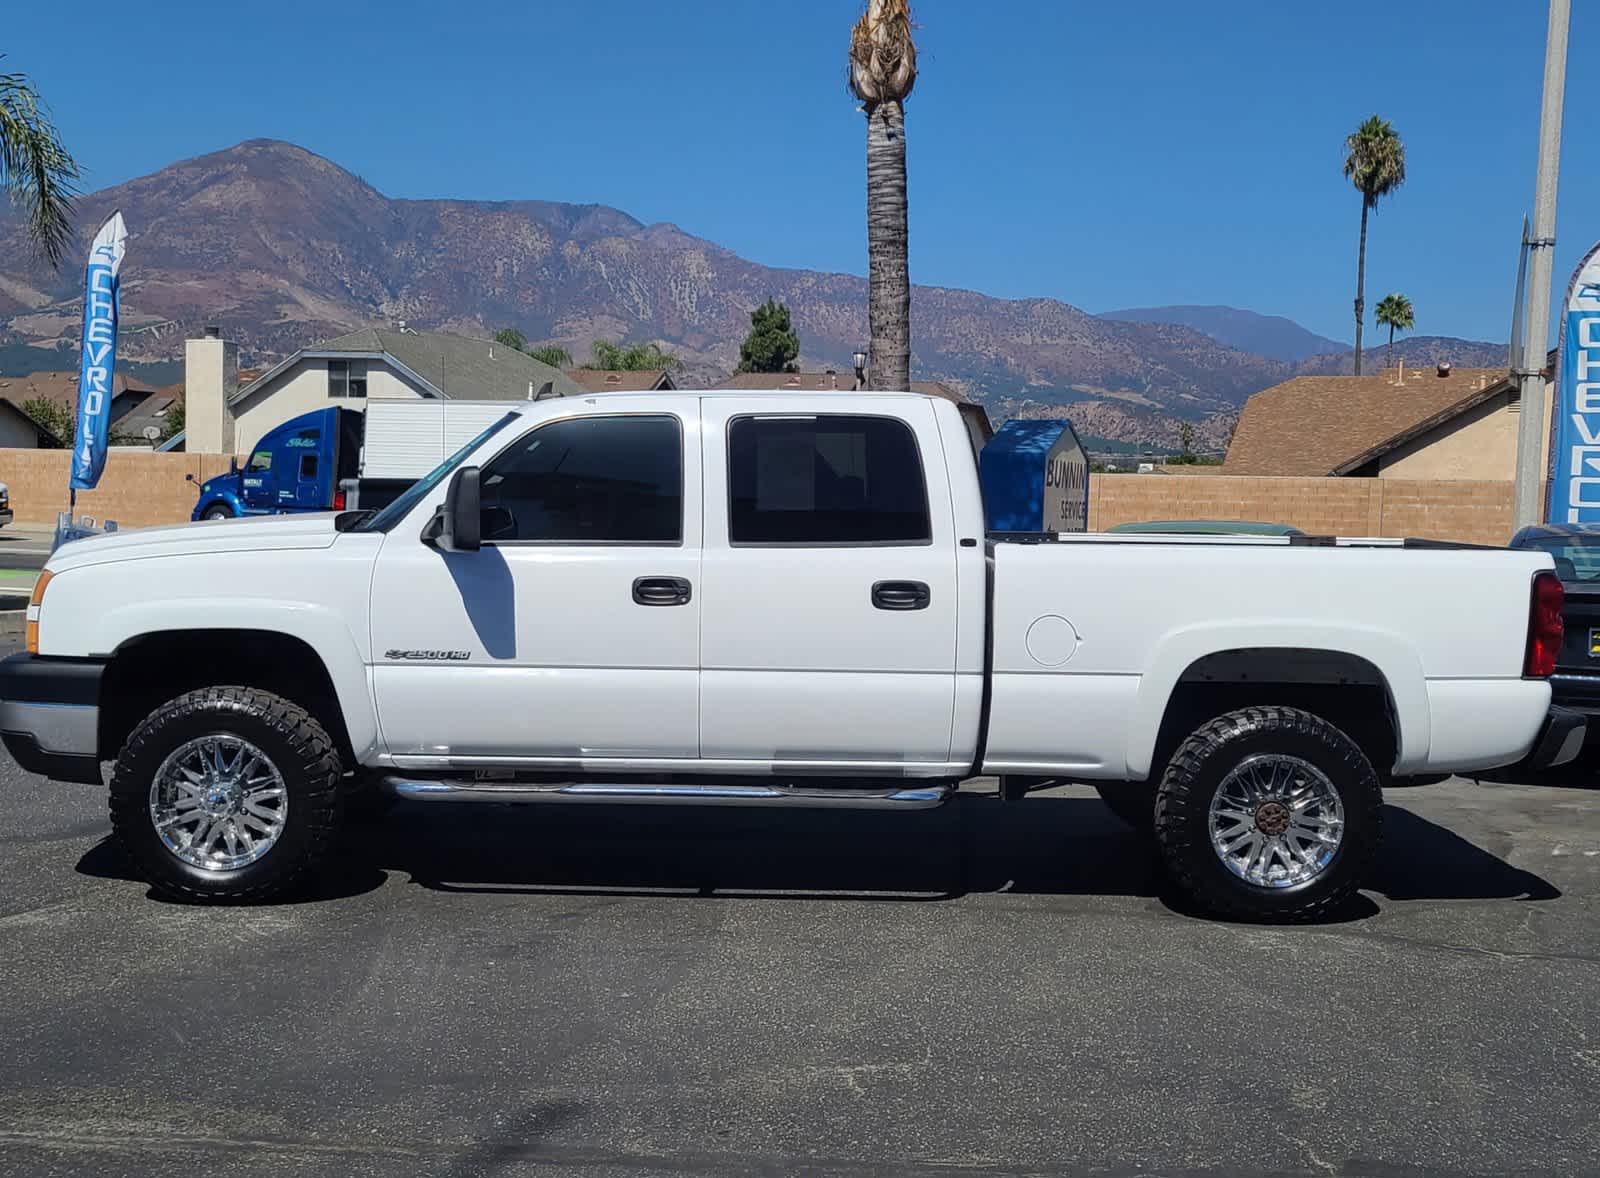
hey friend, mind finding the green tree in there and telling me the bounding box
[590,339,682,371]
[19,396,72,446]
[1,60,80,266]
[160,401,185,443]
[848,0,917,391]
[527,344,572,368]
[494,328,527,352]
[736,298,801,373]
[1343,116,1407,376]
[1375,293,1415,371]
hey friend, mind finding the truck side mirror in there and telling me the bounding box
[229,456,239,475]
[424,466,481,552]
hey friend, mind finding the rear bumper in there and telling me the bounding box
[1549,672,1600,716]
[0,508,12,527]
[1510,705,1587,773]
[0,653,104,784]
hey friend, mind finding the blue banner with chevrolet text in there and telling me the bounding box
[1549,243,1600,522]
[69,212,128,492]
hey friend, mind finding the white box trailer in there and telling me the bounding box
[347,400,523,509]
[359,400,519,481]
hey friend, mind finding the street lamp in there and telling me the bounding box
[852,349,868,390]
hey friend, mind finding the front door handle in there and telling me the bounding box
[633,576,693,607]
[872,580,930,611]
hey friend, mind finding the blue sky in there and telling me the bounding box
[6,1,1597,344]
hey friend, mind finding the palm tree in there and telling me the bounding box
[1342,116,1406,376]
[589,340,681,371]
[0,61,80,266]
[848,0,917,391]
[1375,293,1414,371]
[527,344,572,368]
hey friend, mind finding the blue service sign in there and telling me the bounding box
[981,418,1089,533]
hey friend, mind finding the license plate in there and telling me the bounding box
[1590,627,1600,657]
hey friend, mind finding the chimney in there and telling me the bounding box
[185,328,238,453]
[1437,361,1453,378]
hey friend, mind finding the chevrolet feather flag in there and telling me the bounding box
[69,211,128,492]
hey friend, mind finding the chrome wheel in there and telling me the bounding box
[1208,754,1345,889]
[149,735,287,872]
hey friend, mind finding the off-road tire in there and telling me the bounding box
[109,687,342,902]
[201,505,233,520]
[1153,706,1382,922]
[1094,782,1156,832]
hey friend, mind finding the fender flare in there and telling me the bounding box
[1126,621,1429,779]
[92,599,380,761]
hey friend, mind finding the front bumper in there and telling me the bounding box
[1513,705,1587,772]
[0,653,104,783]
[0,508,12,527]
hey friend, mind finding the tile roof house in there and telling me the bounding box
[565,368,677,393]
[0,397,62,448]
[1223,361,1548,480]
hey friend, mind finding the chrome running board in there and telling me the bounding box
[382,777,952,810]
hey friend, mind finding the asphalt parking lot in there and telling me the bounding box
[1,668,1597,1175]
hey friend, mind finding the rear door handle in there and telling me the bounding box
[633,576,693,606]
[872,580,930,611]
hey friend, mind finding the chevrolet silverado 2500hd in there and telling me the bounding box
[0,392,1582,918]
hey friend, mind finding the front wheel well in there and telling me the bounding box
[1152,648,1399,781]
[98,629,353,766]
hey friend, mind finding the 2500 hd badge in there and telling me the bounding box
[384,649,471,661]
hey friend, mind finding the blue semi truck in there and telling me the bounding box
[188,407,364,520]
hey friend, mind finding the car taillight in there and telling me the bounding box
[1525,570,1564,678]
[333,488,346,511]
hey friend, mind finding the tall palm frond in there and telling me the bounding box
[1342,116,1406,375]
[0,63,81,267]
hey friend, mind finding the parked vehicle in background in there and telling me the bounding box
[1511,524,1600,748]
[1108,520,1305,537]
[1,391,1582,921]
[187,401,513,520]
[0,481,11,529]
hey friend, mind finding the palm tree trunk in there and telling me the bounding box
[1353,200,1370,377]
[1386,323,1395,371]
[865,100,910,391]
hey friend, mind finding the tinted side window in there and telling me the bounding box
[480,415,682,543]
[727,415,930,544]
[299,453,319,479]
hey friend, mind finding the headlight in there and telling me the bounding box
[25,570,52,654]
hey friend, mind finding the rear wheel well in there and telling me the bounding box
[1152,649,1398,781]
[99,630,352,766]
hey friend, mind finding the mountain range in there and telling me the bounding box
[0,139,1507,449]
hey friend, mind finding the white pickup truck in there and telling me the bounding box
[0,391,1582,919]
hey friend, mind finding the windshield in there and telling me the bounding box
[351,411,519,533]
[1517,533,1600,582]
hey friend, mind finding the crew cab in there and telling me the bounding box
[0,392,1583,919]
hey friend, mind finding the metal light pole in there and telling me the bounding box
[1513,0,1571,529]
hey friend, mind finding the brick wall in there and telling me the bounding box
[0,449,239,529]
[1090,474,1522,546]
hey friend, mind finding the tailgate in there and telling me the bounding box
[1556,583,1600,672]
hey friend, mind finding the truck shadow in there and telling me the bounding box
[77,791,1560,922]
[73,793,1560,921]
